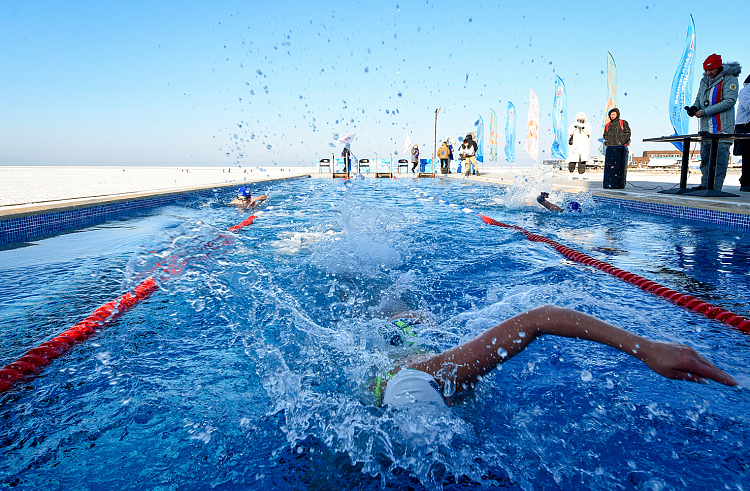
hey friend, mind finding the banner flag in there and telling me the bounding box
[599,52,618,154]
[338,132,357,146]
[402,134,413,155]
[669,15,696,152]
[476,115,484,163]
[523,89,539,162]
[551,76,568,160]
[489,109,498,162]
[505,102,516,163]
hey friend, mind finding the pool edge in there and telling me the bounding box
[0,175,312,246]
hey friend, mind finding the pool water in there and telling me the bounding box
[1,177,748,490]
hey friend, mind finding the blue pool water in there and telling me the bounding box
[1,177,749,490]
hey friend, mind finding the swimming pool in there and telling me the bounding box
[1,177,748,490]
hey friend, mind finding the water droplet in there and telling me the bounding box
[518,332,526,338]
[266,144,272,149]
[491,337,497,345]
[581,370,593,382]
[364,67,369,73]
[497,348,508,358]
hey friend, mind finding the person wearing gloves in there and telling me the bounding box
[735,74,750,192]
[567,112,592,177]
[685,54,741,191]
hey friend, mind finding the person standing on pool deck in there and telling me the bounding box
[567,112,593,177]
[685,54,741,191]
[376,305,736,407]
[438,141,451,174]
[602,108,631,148]
[411,144,420,173]
[735,74,750,192]
[342,147,352,173]
[462,135,479,176]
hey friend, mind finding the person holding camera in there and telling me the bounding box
[685,54,741,191]
[567,112,592,177]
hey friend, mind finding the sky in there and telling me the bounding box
[0,0,746,167]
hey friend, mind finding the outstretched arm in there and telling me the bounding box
[408,305,736,394]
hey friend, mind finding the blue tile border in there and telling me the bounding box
[593,195,750,230]
[0,190,213,246]
[0,176,310,247]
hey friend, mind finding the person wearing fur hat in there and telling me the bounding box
[735,74,750,192]
[685,54,742,191]
[567,112,592,176]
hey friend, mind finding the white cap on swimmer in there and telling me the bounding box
[382,369,447,407]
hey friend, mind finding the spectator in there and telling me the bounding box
[437,141,451,174]
[567,112,592,177]
[735,74,750,192]
[342,147,351,173]
[463,135,479,176]
[602,108,631,147]
[686,54,741,191]
[411,145,420,173]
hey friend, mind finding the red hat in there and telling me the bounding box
[703,54,722,70]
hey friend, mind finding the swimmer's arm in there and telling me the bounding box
[250,195,268,207]
[409,305,736,392]
[537,193,563,212]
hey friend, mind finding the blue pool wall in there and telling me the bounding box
[593,196,750,229]
[0,176,309,247]
[2,179,749,247]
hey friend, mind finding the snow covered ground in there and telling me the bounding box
[0,166,314,207]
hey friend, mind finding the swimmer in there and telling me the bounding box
[375,305,736,407]
[230,186,267,209]
[537,192,581,213]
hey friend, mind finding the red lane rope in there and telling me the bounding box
[480,214,750,334]
[228,215,257,231]
[1,198,267,393]
[0,278,159,393]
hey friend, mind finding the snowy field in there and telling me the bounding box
[0,166,314,207]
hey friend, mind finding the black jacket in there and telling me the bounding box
[603,108,631,146]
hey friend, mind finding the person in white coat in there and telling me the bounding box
[735,74,750,192]
[567,112,592,177]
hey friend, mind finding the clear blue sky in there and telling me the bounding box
[0,0,745,167]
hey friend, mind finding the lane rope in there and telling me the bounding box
[391,176,750,334]
[0,180,331,394]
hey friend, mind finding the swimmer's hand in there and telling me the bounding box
[639,340,737,386]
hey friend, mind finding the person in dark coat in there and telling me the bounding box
[342,147,352,172]
[602,108,631,147]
